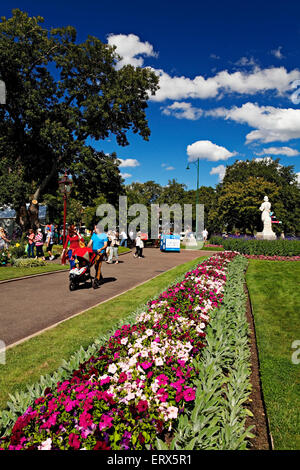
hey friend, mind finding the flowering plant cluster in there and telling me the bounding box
[0,250,9,265]
[204,244,223,248]
[244,254,300,261]
[0,252,237,451]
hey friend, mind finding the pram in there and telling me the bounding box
[69,247,96,291]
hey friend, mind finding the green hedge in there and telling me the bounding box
[209,237,300,256]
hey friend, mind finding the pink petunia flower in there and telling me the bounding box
[183,388,196,402]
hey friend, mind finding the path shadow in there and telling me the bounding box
[100,277,117,284]
[69,277,117,291]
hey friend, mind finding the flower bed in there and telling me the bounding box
[0,252,239,450]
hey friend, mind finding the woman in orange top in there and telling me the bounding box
[61,225,84,268]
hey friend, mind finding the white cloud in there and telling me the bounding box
[118,158,140,167]
[271,46,284,59]
[150,66,300,102]
[206,102,300,143]
[120,172,132,179]
[210,164,226,181]
[150,68,219,101]
[255,146,300,157]
[107,34,300,103]
[235,56,257,67]
[187,140,237,162]
[161,163,175,170]
[107,33,158,69]
[161,101,203,120]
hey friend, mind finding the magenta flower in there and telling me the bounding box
[79,411,93,429]
[141,361,152,370]
[183,388,196,402]
[99,414,114,430]
[156,374,169,386]
[157,388,168,402]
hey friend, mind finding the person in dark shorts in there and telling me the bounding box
[87,227,108,288]
[46,226,55,260]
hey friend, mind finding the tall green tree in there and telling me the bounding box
[0,9,159,230]
[218,159,300,234]
[216,177,279,234]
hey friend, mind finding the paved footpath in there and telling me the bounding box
[0,248,216,348]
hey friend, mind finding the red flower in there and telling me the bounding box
[69,433,81,450]
[94,441,111,450]
[137,400,148,413]
[118,372,127,384]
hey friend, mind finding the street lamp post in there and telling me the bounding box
[58,170,73,247]
[186,158,200,239]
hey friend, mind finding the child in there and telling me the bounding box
[34,228,45,260]
[27,228,35,258]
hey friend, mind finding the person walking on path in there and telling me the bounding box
[46,225,55,260]
[0,227,10,251]
[61,225,84,268]
[34,228,45,260]
[129,229,134,247]
[87,226,108,288]
[202,228,208,242]
[134,231,144,258]
[120,230,128,247]
[27,228,35,258]
[107,230,119,264]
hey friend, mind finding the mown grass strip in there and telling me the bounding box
[0,256,206,415]
[0,263,68,281]
[246,260,300,450]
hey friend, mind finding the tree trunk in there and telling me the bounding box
[28,201,40,229]
[14,158,60,232]
[15,203,30,232]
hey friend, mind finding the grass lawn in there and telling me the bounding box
[0,263,68,281]
[0,256,206,410]
[246,260,300,450]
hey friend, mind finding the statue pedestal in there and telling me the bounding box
[182,235,198,247]
[255,231,277,241]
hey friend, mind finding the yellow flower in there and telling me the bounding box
[16,243,20,247]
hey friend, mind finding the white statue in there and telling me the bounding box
[182,227,197,247]
[256,196,276,240]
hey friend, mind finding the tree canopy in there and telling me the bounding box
[0,9,159,230]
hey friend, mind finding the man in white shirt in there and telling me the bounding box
[202,229,208,242]
[120,230,128,247]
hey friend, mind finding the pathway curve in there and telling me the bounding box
[0,249,217,347]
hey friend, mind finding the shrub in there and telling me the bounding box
[209,237,300,256]
[0,250,9,266]
[11,258,47,268]
[9,243,26,259]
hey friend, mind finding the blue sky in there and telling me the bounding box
[3,0,300,189]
